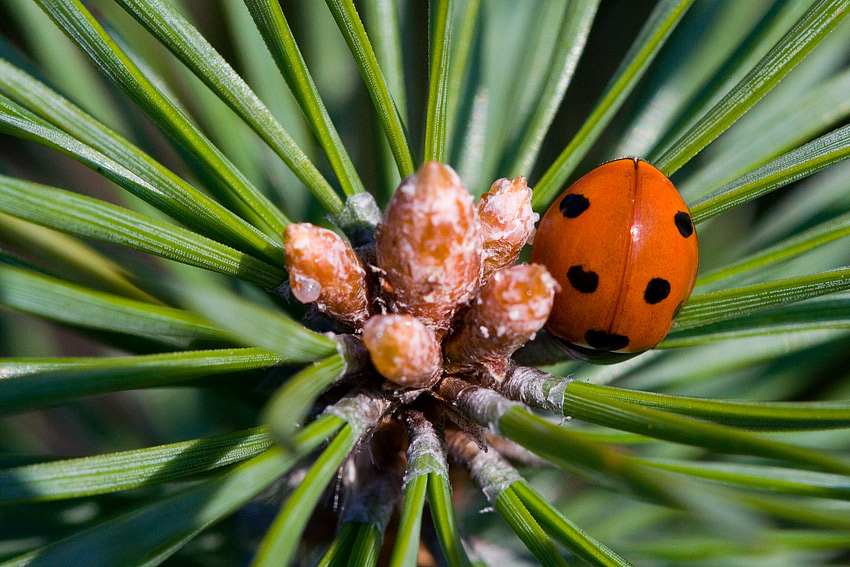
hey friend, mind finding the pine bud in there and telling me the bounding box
[283,223,370,328]
[362,314,442,388]
[376,161,482,335]
[444,264,557,381]
[477,176,538,280]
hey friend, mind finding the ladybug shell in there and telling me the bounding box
[530,158,698,361]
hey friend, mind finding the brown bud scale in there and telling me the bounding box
[283,223,370,328]
[477,176,538,280]
[376,161,483,334]
[362,314,442,388]
[444,264,558,381]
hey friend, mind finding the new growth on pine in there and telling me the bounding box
[280,162,566,563]
[283,161,548,390]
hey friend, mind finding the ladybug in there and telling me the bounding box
[530,157,698,363]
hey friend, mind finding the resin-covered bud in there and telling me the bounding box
[362,314,442,388]
[376,161,483,335]
[444,264,558,381]
[283,223,370,328]
[477,176,538,280]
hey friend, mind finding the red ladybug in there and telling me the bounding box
[531,158,698,363]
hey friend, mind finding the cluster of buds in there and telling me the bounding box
[283,161,553,388]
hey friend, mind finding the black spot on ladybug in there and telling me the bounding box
[675,211,694,238]
[560,194,589,218]
[567,265,598,293]
[585,330,629,351]
[672,300,684,321]
[644,278,671,304]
